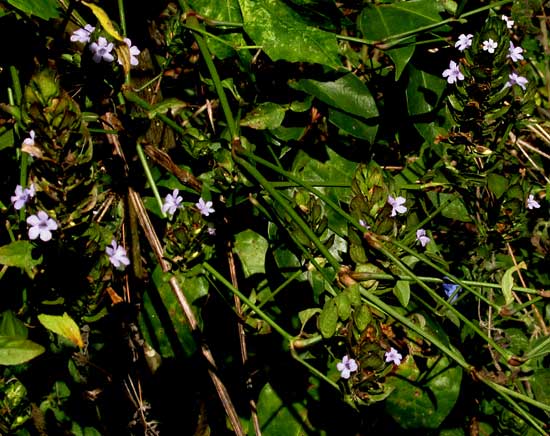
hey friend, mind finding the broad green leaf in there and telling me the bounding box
[487,173,509,199]
[0,127,14,151]
[393,280,411,308]
[239,0,341,68]
[0,310,28,338]
[335,292,351,321]
[254,382,311,435]
[0,240,42,278]
[501,261,526,307]
[241,102,286,130]
[38,313,84,348]
[406,63,446,116]
[295,74,379,120]
[0,336,45,365]
[328,108,378,143]
[298,308,321,330]
[359,1,445,79]
[427,191,471,222]
[234,229,269,277]
[531,369,550,405]
[318,299,338,338]
[82,2,124,41]
[6,0,60,20]
[386,352,462,429]
[354,303,372,331]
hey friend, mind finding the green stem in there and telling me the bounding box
[136,143,166,218]
[117,0,127,36]
[234,155,341,271]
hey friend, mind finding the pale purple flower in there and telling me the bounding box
[505,72,528,91]
[507,41,524,62]
[70,24,95,43]
[388,195,407,217]
[527,194,540,210]
[117,37,140,66]
[455,34,473,51]
[442,60,464,84]
[22,130,35,147]
[161,189,183,217]
[416,229,430,247]
[196,198,215,216]
[384,347,403,366]
[207,227,216,236]
[502,15,514,29]
[106,240,130,269]
[359,219,370,229]
[90,37,114,63]
[482,39,498,54]
[11,184,35,210]
[443,278,461,303]
[337,355,358,379]
[27,211,58,242]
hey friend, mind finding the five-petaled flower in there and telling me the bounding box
[11,184,35,210]
[90,37,114,63]
[117,38,140,66]
[505,72,528,91]
[416,229,430,247]
[482,39,498,53]
[27,211,58,242]
[502,15,514,29]
[443,278,461,303]
[70,24,95,44]
[162,189,183,217]
[442,60,464,84]
[384,347,403,366]
[507,42,524,62]
[337,355,358,379]
[455,34,473,51]
[388,195,407,217]
[106,240,130,270]
[527,194,540,210]
[196,198,215,216]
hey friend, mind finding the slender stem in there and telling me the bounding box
[117,0,127,36]
[136,143,166,218]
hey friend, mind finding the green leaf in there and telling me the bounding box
[38,313,83,348]
[0,336,45,365]
[328,108,378,143]
[0,240,42,278]
[318,299,338,338]
[501,262,526,307]
[241,102,286,130]
[335,292,351,321]
[234,229,269,277]
[406,63,446,116]
[359,1,444,79]
[6,0,60,20]
[427,192,471,222]
[354,303,372,331]
[487,173,509,199]
[386,352,462,429]
[298,308,321,331]
[393,280,411,307]
[0,310,28,339]
[147,98,188,118]
[295,74,379,120]
[239,0,341,68]
[82,1,124,41]
[254,382,311,435]
[531,369,550,405]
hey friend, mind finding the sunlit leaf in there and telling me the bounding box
[0,310,28,339]
[241,102,286,130]
[0,336,45,365]
[38,313,84,348]
[234,229,269,277]
[0,240,42,278]
[394,280,411,308]
[82,1,124,41]
[501,261,526,307]
[6,0,60,20]
[318,299,338,338]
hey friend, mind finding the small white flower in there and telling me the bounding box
[502,15,514,29]
[482,39,498,54]
[161,189,183,217]
[387,195,407,217]
[11,184,35,210]
[23,130,35,147]
[70,24,95,44]
[196,198,215,217]
[505,72,528,91]
[385,347,403,365]
[455,34,473,51]
[358,219,370,229]
[337,355,358,379]
[207,227,216,236]
[507,41,524,62]
[90,37,115,63]
[527,194,540,210]
[416,229,430,247]
[106,240,130,269]
[442,60,464,84]
[27,211,58,242]
[117,38,140,66]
